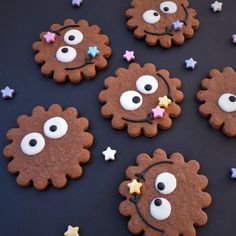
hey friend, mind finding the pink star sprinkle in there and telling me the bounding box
[123,50,135,62]
[232,35,236,44]
[152,106,165,118]
[43,32,56,44]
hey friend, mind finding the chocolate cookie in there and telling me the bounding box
[3,104,93,190]
[99,63,184,137]
[126,0,199,48]
[119,148,212,236]
[33,19,112,83]
[197,67,236,137]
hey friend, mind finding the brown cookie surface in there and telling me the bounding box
[3,104,93,190]
[126,0,199,48]
[33,19,112,83]
[197,67,236,137]
[119,148,212,236]
[99,63,184,137]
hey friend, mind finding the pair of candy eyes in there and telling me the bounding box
[150,172,176,221]
[143,1,178,24]
[21,117,68,156]
[218,93,236,112]
[120,75,159,111]
[56,29,84,63]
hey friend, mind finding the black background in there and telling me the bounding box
[0,0,236,235]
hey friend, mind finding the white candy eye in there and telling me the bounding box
[56,46,77,63]
[150,198,171,221]
[143,10,160,24]
[160,1,177,14]
[136,75,158,94]
[21,132,45,156]
[155,172,177,194]
[64,29,83,45]
[44,117,68,139]
[218,93,236,112]
[120,90,143,111]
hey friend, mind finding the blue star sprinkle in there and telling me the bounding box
[172,20,184,31]
[230,168,236,179]
[87,46,100,58]
[1,86,15,99]
[185,58,197,70]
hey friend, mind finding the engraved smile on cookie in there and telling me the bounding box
[121,74,173,124]
[65,58,94,70]
[144,4,188,36]
[129,160,174,233]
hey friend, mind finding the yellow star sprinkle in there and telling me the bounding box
[158,95,172,108]
[64,225,80,236]
[127,179,142,195]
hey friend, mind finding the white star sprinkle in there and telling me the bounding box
[102,147,116,161]
[211,1,223,12]
[1,86,15,99]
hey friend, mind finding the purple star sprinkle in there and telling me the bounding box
[172,20,184,31]
[72,0,83,7]
[232,35,236,44]
[230,168,236,179]
[185,58,197,70]
[1,86,15,99]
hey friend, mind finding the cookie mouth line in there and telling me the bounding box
[65,58,94,70]
[129,161,174,233]
[121,73,173,124]
[143,4,188,37]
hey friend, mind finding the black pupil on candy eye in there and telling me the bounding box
[229,96,236,102]
[50,125,57,132]
[145,84,152,91]
[132,96,141,104]
[68,35,75,41]
[153,12,159,16]
[154,199,162,206]
[29,139,37,147]
[62,48,68,53]
[157,182,165,191]
[163,7,169,12]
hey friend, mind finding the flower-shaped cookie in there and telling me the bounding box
[3,104,93,190]
[119,148,212,236]
[197,67,236,137]
[99,63,184,137]
[126,0,199,48]
[33,19,112,83]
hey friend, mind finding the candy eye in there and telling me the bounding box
[56,46,77,63]
[155,172,177,194]
[143,10,160,24]
[120,90,143,111]
[44,117,68,139]
[136,75,158,94]
[21,132,45,156]
[150,198,171,221]
[64,29,83,45]
[218,93,236,112]
[160,1,177,14]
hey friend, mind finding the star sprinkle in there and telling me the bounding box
[158,95,172,108]
[185,58,197,70]
[43,32,56,44]
[87,46,100,58]
[127,179,142,195]
[1,86,15,99]
[152,106,165,118]
[102,147,116,161]
[123,50,135,62]
[172,20,184,31]
[72,0,83,7]
[232,35,236,44]
[64,225,80,236]
[211,1,223,12]
[230,168,236,179]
